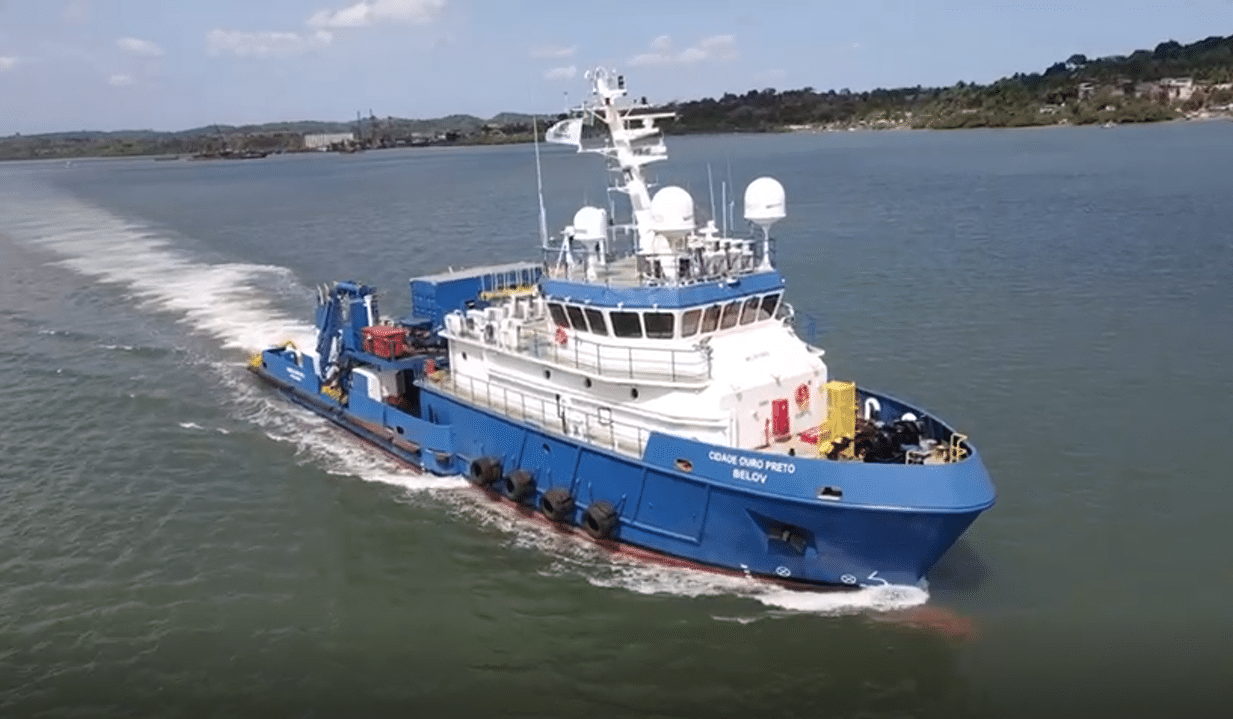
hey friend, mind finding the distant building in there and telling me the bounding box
[1078,82,1124,100]
[1135,81,1162,100]
[1159,77,1195,101]
[303,132,355,150]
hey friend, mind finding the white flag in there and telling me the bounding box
[544,117,582,147]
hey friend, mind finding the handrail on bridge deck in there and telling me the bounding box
[516,327,712,385]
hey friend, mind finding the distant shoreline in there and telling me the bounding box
[4,109,1231,164]
[11,30,1233,161]
[780,109,1233,134]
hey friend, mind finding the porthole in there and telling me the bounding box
[544,369,551,379]
[462,351,468,360]
[630,387,639,399]
[584,378,592,388]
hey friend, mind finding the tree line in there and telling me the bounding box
[663,34,1233,132]
[6,33,1233,160]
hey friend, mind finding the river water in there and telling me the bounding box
[2,122,1231,717]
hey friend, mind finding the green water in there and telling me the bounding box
[2,124,1231,717]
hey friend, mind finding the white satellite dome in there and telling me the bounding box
[572,206,607,242]
[650,185,695,237]
[744,176,786,230]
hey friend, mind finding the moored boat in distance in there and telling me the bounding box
[248,67,996,589]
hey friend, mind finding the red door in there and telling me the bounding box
[771,398,790,439]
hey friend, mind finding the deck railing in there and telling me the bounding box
[431,371,650,458]
[515,327,711,385]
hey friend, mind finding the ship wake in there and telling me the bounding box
[3,191,316,353]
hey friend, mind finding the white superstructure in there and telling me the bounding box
[425,67,827,457]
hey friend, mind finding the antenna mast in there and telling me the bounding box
[707,163,716,225]
[532,116,549,252]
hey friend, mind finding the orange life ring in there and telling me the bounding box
[794,382,810,409]
[555,326,568,345]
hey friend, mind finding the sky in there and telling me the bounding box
[2,0,1233,134]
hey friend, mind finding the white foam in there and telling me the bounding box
[216,361,469,493]
[2,189,461,495]
[580,555,928,615]
[3,193,315,352]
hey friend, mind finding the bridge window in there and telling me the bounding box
[701,305,721,333]
[610,311,643,338]
[547,302,567,327]
[719,301,741,330]
[681,308,701,337]
[760,293,781,320]
[739,296,760,325]
[565,305,587,332]
[584,308,608,335]
[644,312,674,339]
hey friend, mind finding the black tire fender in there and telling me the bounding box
[539,488,575,523]
[469,456,502,486]
[582,500,619,540]
[503,469,536,503]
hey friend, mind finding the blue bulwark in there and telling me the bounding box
[541,271,786,309]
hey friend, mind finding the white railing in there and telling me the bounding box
[432,371,651,458]
[515,327,711,385]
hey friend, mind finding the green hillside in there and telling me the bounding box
[4,33,1233,160]
[667,34,1233,132]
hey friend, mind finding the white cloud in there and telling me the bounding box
[207,0,444,61]
[206,29,333,58]
[630,34,737,67]
[307,0,445,30]
[108,73,134,86]
[532,44,575,59]
[117,37,163,57]
[543,65,576,80]
[0,56,17,72]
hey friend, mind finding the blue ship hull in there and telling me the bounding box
[248,345,995,588]
[245,68,997,589]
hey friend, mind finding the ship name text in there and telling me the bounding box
[708,450,797,484]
